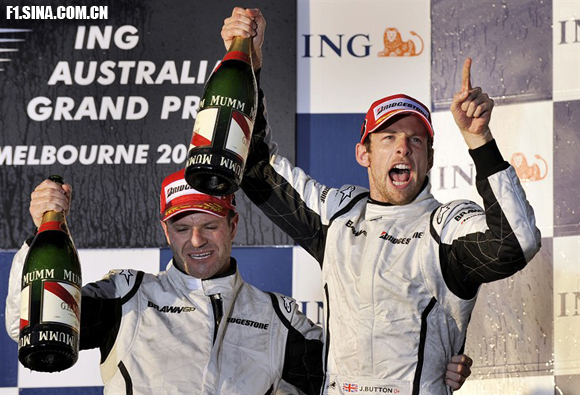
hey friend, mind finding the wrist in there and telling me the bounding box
[462,128,493,149]
[468,139,508,179]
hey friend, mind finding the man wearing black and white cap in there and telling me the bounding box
[6,169,325,394]
[223,7,542,395]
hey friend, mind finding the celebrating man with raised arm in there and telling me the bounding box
[223,7,541,395]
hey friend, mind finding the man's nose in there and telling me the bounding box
[396,139,411,156]
[190,228,207,247]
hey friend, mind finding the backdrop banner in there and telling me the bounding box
[0,0,296,248]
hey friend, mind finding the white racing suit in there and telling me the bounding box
[240,88,542,394]
[6,243,323,395]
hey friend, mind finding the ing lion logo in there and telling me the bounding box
[378,27,424,57]
[510,153,548,182]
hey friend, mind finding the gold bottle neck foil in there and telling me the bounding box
[41,211,66,224]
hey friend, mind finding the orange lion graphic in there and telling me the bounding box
[510,153,548,182]
[378,27,424,57]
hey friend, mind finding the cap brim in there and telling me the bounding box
[162,204,230,222]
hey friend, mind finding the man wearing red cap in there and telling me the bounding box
[5,169,325,394]
[223,7,541,395]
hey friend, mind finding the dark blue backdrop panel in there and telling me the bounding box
[297,113,369,190]
[20,387,104,395]
[160,247,173,272]
[232,247,292,296]
[0,251,18,388]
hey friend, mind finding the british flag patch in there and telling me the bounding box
[342,382,358,392]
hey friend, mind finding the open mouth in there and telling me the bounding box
[389,164,411,186]
[189,252,212,260]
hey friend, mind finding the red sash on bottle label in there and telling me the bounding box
[44,281,81,322]
[38,221,67,234]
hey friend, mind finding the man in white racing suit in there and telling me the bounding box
[5,169,325,395]
[222,8,542,395]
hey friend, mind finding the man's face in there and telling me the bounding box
[356,114,433,205]
[161,211,238,279]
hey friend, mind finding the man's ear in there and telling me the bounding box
[160,221,171,245]
[229,212,239,241]
[427,146,434,172]
[356,142,370,167]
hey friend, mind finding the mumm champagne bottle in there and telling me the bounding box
[185,36,258,196]
[19,175,82,372]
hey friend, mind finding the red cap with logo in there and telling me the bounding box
[360,94,434,143]
[160,169,236,221]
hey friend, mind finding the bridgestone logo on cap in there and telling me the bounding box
[374,98,430,121]
[165,180,195,203]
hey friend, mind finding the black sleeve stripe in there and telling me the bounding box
[121,271,144,305]
[412,297,437,395]
[99,298,123,363]
[268,292,292,329]
[268,293,324,395]
[118,361,133,395]
[322,283,331,392]
[329,192,369,224]
[429,207,441,244]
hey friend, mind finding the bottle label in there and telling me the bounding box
[190,107,219,149]
[225,110,253,162]
[38,221,67,234]
[20,285,30,329]
[222,51,250,64]
[41,280,81,330]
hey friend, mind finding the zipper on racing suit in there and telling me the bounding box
[210,294,223,344]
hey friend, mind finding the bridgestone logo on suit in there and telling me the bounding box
[227,317,270,330]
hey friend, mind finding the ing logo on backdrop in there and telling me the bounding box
[302,27,425,58]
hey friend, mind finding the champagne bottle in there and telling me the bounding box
[185,36,258,196]
[18,175,82,372]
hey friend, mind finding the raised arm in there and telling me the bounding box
[220,7,369,265]
[435,59,541,298]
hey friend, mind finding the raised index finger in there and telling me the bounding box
[461,58,472,91]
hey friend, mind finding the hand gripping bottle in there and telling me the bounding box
[185,36,258,196]
[18,175,82,372]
